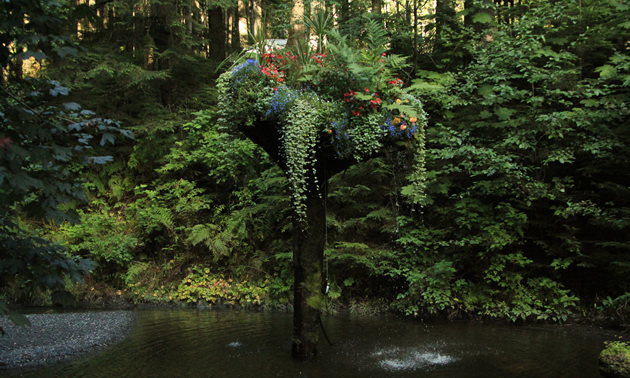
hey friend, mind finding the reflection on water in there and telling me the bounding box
[14,309,609,378]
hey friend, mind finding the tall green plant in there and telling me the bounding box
[389,0,630,321]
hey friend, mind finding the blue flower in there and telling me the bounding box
[232,59,261,87]
[380,114,416,140]
[265,86,299,118]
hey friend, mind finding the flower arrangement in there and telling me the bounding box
[218,27,428,226]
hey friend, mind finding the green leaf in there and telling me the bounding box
[478,84,493,96]
[495,107,516,121]
[580,99,599,107]
[52,46,78,58]
[354,92,373,101]
[472,12,494,24]
[7,312,31,328]
[63,102,81,111]
[595,64,617,79]
[479,110,493,119]
[100,133,116,146]
[19,51,47,61]
[547,37,569,45]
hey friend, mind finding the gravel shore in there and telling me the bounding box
[0,311,136,371]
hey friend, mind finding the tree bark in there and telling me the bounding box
[209,6,226,61]
[372,0,381,15]
[237,120,351,358]
[435,0,457,40]
[339,0,350,28]
[288,0,305,47]
[231,6,241,52]
[291,182,326,358]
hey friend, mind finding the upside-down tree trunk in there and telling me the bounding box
[238,120,350,358]
[291,180,326,358]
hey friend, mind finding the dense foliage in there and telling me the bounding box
[1,0,629,327]
[1,0,132,321]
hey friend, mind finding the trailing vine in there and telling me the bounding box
[282,97,321,227]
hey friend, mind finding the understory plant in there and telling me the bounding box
[383,0,629,322]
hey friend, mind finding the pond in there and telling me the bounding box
[14,309,611,377]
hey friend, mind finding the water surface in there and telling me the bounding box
[15,309,610,377]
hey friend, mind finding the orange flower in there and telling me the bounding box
[400,125,407,131]
[392,117,401,124]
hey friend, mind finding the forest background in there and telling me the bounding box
[1,0,629,326]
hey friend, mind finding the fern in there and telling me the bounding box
[187,224,217,246]
[125,262,149,285]
[363,18,388,54]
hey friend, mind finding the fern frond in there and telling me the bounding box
[384,54,410,70]
[125,262,148,284]
[364,19,388,51]
[187,223,217,246]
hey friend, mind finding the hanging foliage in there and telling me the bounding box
[217,20,428,227]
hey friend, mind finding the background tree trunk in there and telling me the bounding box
[209,6,226,61]
[435,0,457,40]
[288,0,305,47]
[372,0,381,15]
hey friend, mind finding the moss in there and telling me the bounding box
[599,341,630,378]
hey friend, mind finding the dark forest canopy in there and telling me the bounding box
[1,0,629,332]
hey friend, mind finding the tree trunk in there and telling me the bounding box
[464,0,475,28]
[291,183,326,358]
[435,0,457,40]
[339,0,349,28]
[434,0,459,69]
[237,120,351,359]
[149,2,174,107]
[231,6,241,52]
[288,0,304,47]
[209,6,226,61]
[465,0,495,33]
[372,0,381,15]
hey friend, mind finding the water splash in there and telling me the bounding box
[372,346,456,372]
[226,341,242,348]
